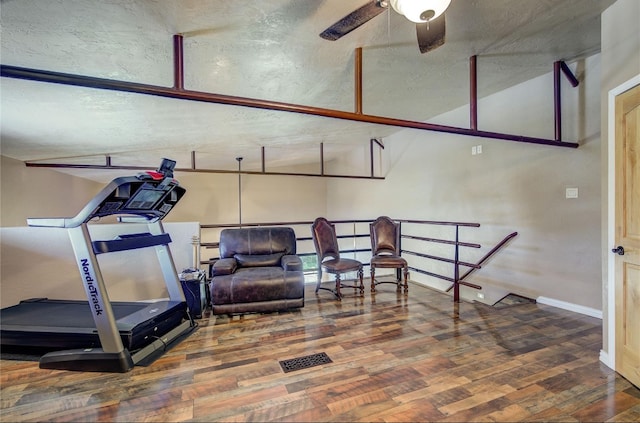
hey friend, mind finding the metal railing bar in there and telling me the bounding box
[445,280,483,291]
[397,219,481,227]
[402,234,481,248]
[197,218,515,306]
[408,267,454,283]
[337,234,369,240]
[458,232,519,282]
[1,65,579,150]
[403,250,480,269]
[200,219,376,230]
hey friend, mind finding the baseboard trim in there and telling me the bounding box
[599,349,614,370]
[536,296,602,319]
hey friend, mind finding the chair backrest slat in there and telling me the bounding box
[370,216,400,256]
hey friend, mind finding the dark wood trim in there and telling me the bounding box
[1,64,579,149]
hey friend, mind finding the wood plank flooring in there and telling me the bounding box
[1,282,639,422]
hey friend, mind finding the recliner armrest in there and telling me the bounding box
[212,258,238,276]
[282,255,303,272]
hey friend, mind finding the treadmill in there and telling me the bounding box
[0,159,195,372]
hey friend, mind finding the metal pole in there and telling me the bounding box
[236,157,243,226]
[320,143,324,176]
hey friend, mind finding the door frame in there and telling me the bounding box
[603,74,640,369]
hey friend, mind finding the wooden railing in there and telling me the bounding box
[198,219,517,303]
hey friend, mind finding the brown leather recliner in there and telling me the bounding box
[210,227,305,315]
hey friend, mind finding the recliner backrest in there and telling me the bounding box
[219,227,297,258]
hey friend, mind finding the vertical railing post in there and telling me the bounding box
[397,220,403,281]
[355,47,363,114]
[173,34,184,91]
[470,55,478,130]
[353,221,357,259]
[453,225,460,302]
[554,61,562,141]
[370,138,375,177]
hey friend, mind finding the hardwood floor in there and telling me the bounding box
[1,281,639,422]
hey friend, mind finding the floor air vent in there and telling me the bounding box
[279,352,332,373]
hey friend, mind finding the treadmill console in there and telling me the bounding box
[28,158,186,228]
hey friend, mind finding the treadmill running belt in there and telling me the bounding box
[1,300,145,328]
[0,298,187,351]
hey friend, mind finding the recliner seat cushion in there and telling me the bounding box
[212,267,304,305]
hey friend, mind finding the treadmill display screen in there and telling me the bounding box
[126,189,165,210]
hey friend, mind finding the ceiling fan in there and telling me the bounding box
[319,0,451,54]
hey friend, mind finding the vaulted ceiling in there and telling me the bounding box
[0,0,615,180]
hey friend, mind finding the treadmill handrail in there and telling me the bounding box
[92,233,172,254]
[26,217,73,228]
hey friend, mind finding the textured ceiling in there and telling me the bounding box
[0,0,614,179]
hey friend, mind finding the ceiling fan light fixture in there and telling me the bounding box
[390,0,451,23]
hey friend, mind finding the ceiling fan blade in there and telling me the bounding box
[416,14,446,54]
[319,1,387,41]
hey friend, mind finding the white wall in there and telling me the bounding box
[0,222,198,308]
[327,54,603,310]
[172,170,327,226]
[0,156,103,227]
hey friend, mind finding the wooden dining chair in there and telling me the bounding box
[369,216,409,293]
[311,217,364,300]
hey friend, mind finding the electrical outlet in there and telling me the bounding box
[477,145,482,154]
[472,146,477,155]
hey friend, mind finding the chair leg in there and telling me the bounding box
[358,268,364,295]
[335,274,342,300]
[315,268,322,293]
[370,266,376,293]
[403,266,409,292]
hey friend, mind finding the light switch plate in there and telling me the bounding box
[566,187,579,198]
